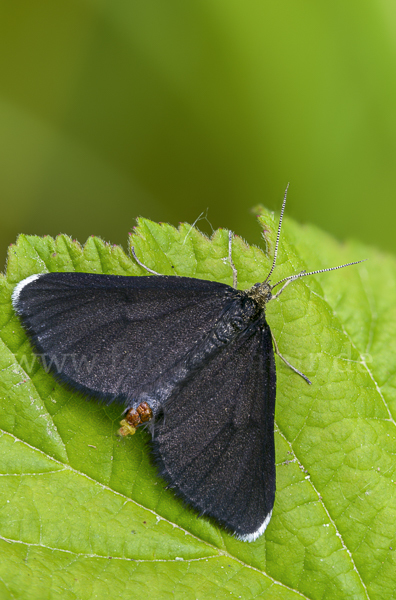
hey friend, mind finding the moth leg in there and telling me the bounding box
[131,247,163,276]
[271,331,312,385]
[228,231,238,289]
[271,271,306,300]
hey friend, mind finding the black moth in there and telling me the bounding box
[12,189,361,542]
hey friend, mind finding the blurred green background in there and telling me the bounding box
[1,0,396,271]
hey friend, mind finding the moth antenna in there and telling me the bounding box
[264,183,289,283]
[271,259,367,299]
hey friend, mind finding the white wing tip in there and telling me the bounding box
[236,510,273,543]
[12,274,42,311]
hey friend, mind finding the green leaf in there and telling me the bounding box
[1,209,395,599]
